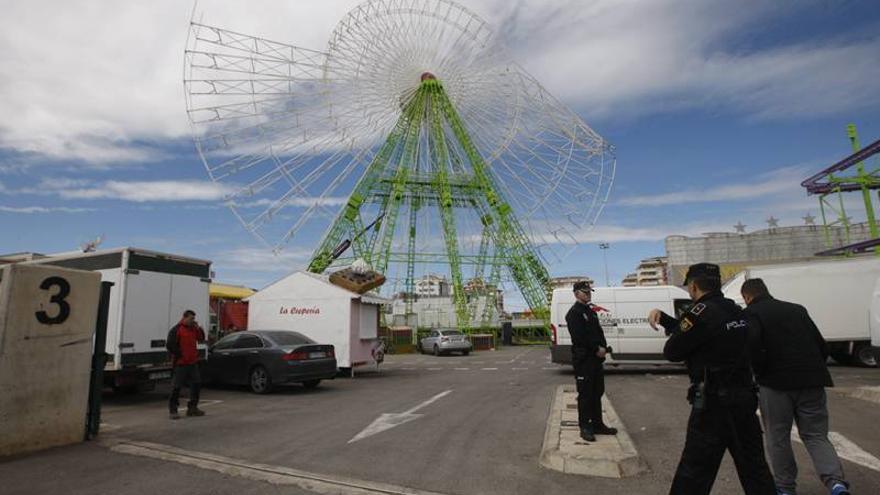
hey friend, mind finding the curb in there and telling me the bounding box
[539,385,647,478]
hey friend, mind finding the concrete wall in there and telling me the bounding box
[665,223,874,285]
[0,264,101,457]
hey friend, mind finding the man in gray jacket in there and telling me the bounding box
[742,278,850,495]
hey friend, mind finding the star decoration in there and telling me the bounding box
[803,213,816,225]
[734,221,746,233]
[766,216,779,228]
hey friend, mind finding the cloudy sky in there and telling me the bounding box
[2,0,879,308]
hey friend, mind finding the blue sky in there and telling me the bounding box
[2,0,880,309]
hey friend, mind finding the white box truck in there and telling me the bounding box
[550,286,691,365]
[722,257,880,367]
[30,248,212,391]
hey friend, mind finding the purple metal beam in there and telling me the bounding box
[815,237,880,257]
[801,138,880,195]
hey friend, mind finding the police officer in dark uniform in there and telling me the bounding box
[647,263,775,495]
[566,280,617,442]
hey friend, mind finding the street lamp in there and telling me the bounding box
[598,242,610,287]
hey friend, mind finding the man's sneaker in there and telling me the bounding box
[186,408,206,417]
[594,424,618,435]
[830,482,851,495]
[169,411,181,420]
[580,428,596,442]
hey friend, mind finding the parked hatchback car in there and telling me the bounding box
[420,329,472,356]
[204,330,337,394]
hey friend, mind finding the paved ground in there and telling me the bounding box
[2,346,879,495]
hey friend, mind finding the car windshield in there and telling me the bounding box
[262,331,315,346]
[441,330,462,336]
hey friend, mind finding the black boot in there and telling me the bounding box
[580,426,596,442]
[594,424,618,435]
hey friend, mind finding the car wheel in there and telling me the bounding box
[249,365,273,394]
[462,350,470,356]
[853,343,878,368]
[433,345,440,356]
[302,379,321,389]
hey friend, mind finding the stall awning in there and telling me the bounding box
[210,283,256,300]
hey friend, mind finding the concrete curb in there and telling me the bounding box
[539,385,647,478]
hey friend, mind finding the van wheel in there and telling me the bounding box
[249,366,273,394]
[853,343,878,368]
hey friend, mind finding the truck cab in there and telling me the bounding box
[550,286,691,365]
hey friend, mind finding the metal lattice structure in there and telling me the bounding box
[801,125,880,255]
[184,0,616,329]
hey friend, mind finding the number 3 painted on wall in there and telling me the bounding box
[35,276,71,325]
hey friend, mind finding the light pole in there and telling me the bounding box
[598,242,610,286]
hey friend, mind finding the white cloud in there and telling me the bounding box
[0,1,877,165]
[9,178,233,202]
[0,205,95,214]
[237,197,349,208]
[211,246,313,272]
[617,166,810,206]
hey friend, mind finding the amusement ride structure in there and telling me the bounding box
[184,0,616,330]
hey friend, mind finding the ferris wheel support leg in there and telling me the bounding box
[427,85,470,332]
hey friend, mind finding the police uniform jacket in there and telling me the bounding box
[565,301,607,362]
[659,291,752,388]
[745,295,833,390]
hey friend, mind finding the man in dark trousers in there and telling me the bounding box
[742,278,851,495]
[166,309,206,420]
[648,263,775,495]
[565,280,617,442]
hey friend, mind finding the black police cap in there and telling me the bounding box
[684,263,721,285]
[572,281,594,292]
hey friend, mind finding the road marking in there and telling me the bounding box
[790,427,880,473]
[454,367,470,371]
[427,367,442,371]
[402,367,416,370]
[542,367,558,370]
[482,368,498,371]
[348,390,452,444]
[512,367,528,371]
[107,439,452,495]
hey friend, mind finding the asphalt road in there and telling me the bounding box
[2,346,879,495]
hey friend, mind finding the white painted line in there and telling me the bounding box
[107,439,452,495]
[348,390,452,444]
[402,367,416,370]
[790,427,880,473]
[542,367,559,370]
[427,367,442,371]
[512,367,528,371]
[454,367,470,371]
[482,367,498,371]
[472,361,485,364]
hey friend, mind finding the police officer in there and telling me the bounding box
[647,263,775,495]
[566,280,617,442]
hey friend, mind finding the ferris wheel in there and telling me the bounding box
[184,0,615,326]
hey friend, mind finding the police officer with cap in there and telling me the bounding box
[566,280,617,442]
[647,263,775,495]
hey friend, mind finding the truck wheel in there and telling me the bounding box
[302,380,321,389]
[249,366,273,394]
[853,343,878,368]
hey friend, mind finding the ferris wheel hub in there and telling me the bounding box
[420,72,437,81]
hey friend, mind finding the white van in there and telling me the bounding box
[550,286,691,365]
[723,258,880,367]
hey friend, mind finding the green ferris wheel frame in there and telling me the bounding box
[308,75,551,330]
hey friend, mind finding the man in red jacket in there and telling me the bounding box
[166,310,206,419]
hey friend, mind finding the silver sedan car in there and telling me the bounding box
[420,329,472,356]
